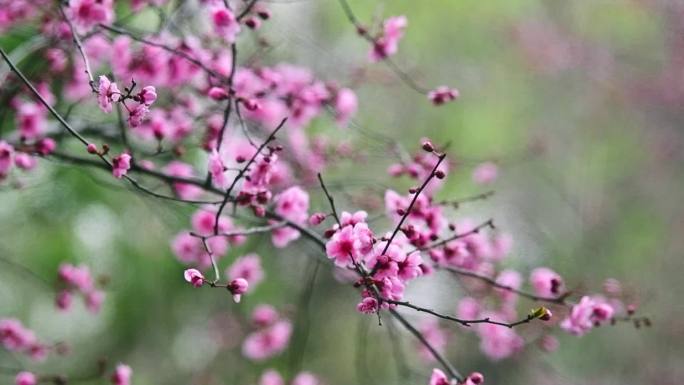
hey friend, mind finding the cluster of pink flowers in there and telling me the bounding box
[0,138,56,180]
[67,0,114,31]
[242,305,292,361]
[0,318,48,361]
[560,295,615,336]
[56,263,105,314]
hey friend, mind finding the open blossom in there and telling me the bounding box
[560,296,614,336]
[208,149,227,188]
[272,186,309,247]
[428,86,459,105]
[211,6,241,42]
[68,0,114,30]
[0,141,14,179]
[127,103,150,127]
[242,320,292,361]
[138,86,157,106]
[227,254,264,292]
[111,364,132,385]
[97,75,121,113]
[370,16,407,62]
[356,297,378,314]
[112,153,132,179]
[184,268,205,287]
[334,88,357,126]
[14,371,36,385]
[530,267,564,298]
[428,368,449,385]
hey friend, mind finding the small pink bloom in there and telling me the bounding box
[184,268,205,287]
[242,320,292,361]
[428,368,449,385]
[208,87,230,101]
[112,153,132,179]
[97,75,121,113]
[138,86,157,106]
[530,267,564,298]
[36,138,56,155]
[227,254,264,292]
[111,364,132,385]
[127,104,150,127]
[334,88,357,126]
[14,153,37,170]
[308,212,327,226]
[228,278,249,303]
[428,86,459,105]
[292,372,319,385]
[465,372,484,385]
[369,16,407,62]
[211,6,241,42]
[15,371,37,385]
[0,141,14,178]
[356,297,378,314]
[85,290,106,313]
[55,290,73,311]
[259,370,284,385]
[472,162,498,185]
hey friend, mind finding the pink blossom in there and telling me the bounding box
[226,254,264,292]
[127,103,150,127]
[356,297,378,314]
[138,86,157,106]
[58,263,94,292]
[211,6,241,43]
[85,290,105,313]
[259,370,284,385]
[16,103,47,140]
[111,364,132,385]
[228,278,249,303]
[252,305,280,327]
[560,296,614,336]
[272,186,309,247]
[0,141,14,179]
[208,149,228,188]
[456,297,481,320]
[68,0,113,30]
[428,368,449,385]
[308,212,327,226]
[530,267,564,298]
[184,268,205,287]
[36,138,56,155]
[370,16,407,62]
[292,372,319,385]
[334,88,357,126]
[164,161,203,199]
[14,153,37,170]
[325,225,360,267]
[0,319,34,352]
[465,372,484,385]
[242,320,292,361]
[472,162,498,185]
[417,319,447,363]
[477,319,524,360]
[14,371,36,385]
[208,86,230,101]
[55,290,73,311]
[427,86,459,105]
[97,75,121,113]
[494,269,522,303]
[112,153,132,179]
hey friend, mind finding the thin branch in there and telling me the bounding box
[412,218,495,253]
[437,190,495,208]
[59,5,96,91]
[441,265,571,306]
[386,299,538,328]
[213,117,288,234]
[317,173,341,226]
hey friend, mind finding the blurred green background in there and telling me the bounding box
[1,0,683,384]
